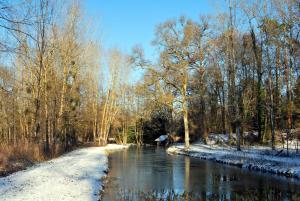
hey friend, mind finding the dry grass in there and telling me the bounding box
[0,142,66,177]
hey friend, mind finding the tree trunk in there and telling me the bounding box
[268,56,276,151]
[44,63,50,154]
[284,48,291,156]
[236,126,241,151]
[182,80,190,149]
[250,28,264,143]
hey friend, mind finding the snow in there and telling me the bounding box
[206,133,233,145]
[155,135,168,142]
[206,132,299,150]
[0,144,129,201]
[167,142,300,179]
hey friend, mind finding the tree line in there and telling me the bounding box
[0,0,137,158]
[131,0,300,152]
[0,0,299,158]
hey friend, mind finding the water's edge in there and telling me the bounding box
[102,146,300,201]
[167,146,300,180]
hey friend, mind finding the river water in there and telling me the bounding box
[102,146,300,201]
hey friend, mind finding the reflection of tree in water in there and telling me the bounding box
[116,188,300,201]
[103,148,300,201]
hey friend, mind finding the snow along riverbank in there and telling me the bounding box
[0,144,128,201]
[167,143,300,179]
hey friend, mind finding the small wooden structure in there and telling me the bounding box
[155,135,169,146]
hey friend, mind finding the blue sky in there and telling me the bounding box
[83,0,227,82]
[84,0,226,57]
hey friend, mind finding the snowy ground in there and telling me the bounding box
[167,142,300,179]
[0,144,128,201]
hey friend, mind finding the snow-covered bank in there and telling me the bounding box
[0,144,128,201]
[167,143,300,179]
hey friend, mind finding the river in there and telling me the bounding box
[102,146,300,201]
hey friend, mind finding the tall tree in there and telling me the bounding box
[151,17,208,149]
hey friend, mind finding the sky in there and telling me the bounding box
[83,0,227,81]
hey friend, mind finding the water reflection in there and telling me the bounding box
[184,156,190,190]
[109,189,300,201]
[102,146,300,201]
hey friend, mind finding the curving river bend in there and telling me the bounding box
[102,146,300,201]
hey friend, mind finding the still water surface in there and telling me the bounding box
[102,146,300,201]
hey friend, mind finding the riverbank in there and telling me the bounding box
[167,142,300,179]
[0,144,129,201]
[0,142,96,177]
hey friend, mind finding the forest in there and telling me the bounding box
[0,0,299,172]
